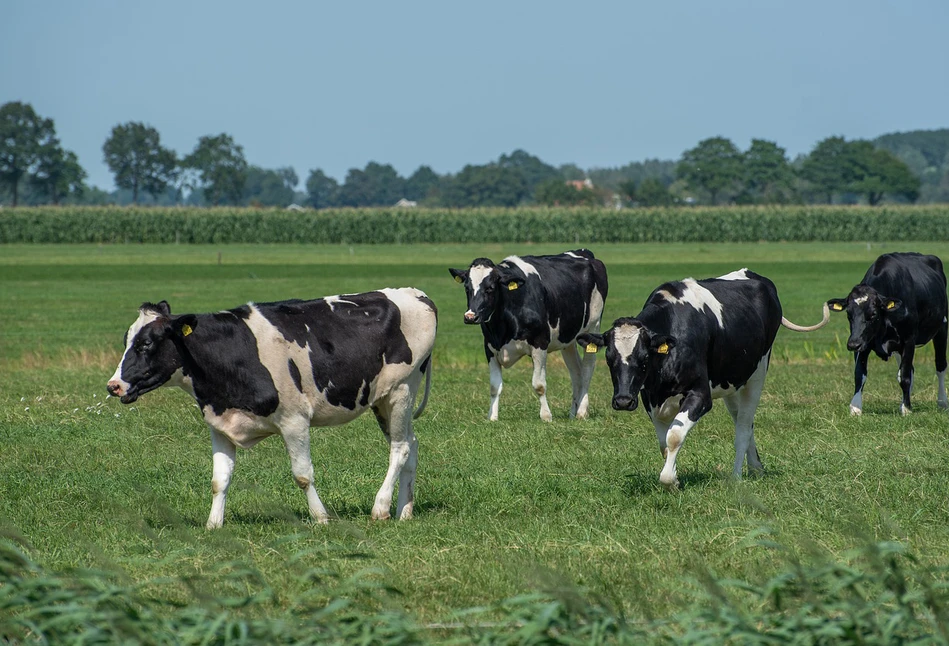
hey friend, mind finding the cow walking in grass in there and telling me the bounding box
[580,269,829,488]
[107,289,436,528]
[449,249,608,422]
[827,252,949,416]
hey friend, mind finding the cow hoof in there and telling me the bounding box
[398,505,414,520]
[849,406,862,416]
[488,414,499,422]
[540,411,553,423]
[900,404,912,416]
[938,399,949,410]
[371,508,391,521]
[206,519,223,530]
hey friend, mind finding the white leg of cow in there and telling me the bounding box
[372,383,415,520]
[488,357,503,422]
[281,416,330,524]
[576,344,598,420]
[659,411,699,489]
[728,355,769,478]
[397,432,418,520]
[649,410,671,458]
[530,347,553,422]
[938,369,949,409]
[207,427,236,529]
[560,343,584,418]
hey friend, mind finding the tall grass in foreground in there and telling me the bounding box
[3,526,948,644]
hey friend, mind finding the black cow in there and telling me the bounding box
[107,288,437,528]
[579,269,828,488]
[826,252,948,415]
[449,249,608,421]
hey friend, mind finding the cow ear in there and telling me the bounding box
[172,314,198,338]
[650,334,676,355]
[577,332,604,354]
[827,298,847,313]
[497,269,524,292]
[157,300,171,316]
[882,298,903,315]
[448,268,468,285]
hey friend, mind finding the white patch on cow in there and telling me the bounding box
[324,295,358,310]
[564,251,583,259]
[469,263,494,298]
[850,372,867,415]
[710,382,740,398]
[489,338,531,368]
[109,308,162,391]
[854,295,869,305]
[203,406,276,449]
[613,323,642,365]
[586,287,606,332]
[652,395,684,424]
[501,255,540,279]
[717,268,750,281]
[659,279,725,328]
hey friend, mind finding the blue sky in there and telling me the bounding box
[3,1,947,191]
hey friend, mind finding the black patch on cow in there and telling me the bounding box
[288,358,303,393]
[254,292,414,410]
[419,355,431,375]
[172,311,281,417]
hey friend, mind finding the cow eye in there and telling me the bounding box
[137,339,152,352]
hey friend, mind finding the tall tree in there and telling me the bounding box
[497,149,560,196]
[337,162,404,207]
[846,140,920,205]
[242,166,297,206]
[31,143,86,204]
[535,178,599,206]
[0,101,56,206]
[799,136,852,204]
[102,122,177,204]
[442,164,527,207]
[743,139,795,203]
[676,137,743,205]
[636,178,673,207]
[183,133,247,205]
[404,165,440,202]
[305,169,339,208]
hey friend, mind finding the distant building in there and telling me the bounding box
[395,198,418,207]
[567,179,594,190]
[285,203,306,211]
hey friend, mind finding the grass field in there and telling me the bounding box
[3,241,949,634]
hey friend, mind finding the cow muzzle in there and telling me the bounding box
[107,380,125,397]
[463,310,479,324]
[847,338,866,352]
[612,394,638,411]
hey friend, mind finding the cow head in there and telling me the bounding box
[827,286,903,352]
[449,258,521,325]
[578,318,676,411]
[107,301,195,403]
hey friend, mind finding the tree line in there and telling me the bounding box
[2,100,948,209]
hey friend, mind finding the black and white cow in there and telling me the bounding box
[826,252,948,416]
[448,249,608,422]
[107,288,437,528]
[579,269,828,488]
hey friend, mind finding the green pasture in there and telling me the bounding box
[2,241,949,631]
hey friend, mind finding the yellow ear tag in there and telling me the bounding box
[886,301,897,310]
[831,303,843,311]
[508,281,518,291]
[585,342,598,354]
[454,275,463,284]
[657,342,669,354]
[182,324,193,337]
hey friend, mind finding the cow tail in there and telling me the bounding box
[413,356,433,420]
[781,302,831,332]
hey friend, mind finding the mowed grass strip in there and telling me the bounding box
[2,242,949,624]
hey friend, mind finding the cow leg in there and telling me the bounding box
[488,357,503,421]
[207,427,236,529]
[897,343,917,416]
[659,390,712,489]
[372,383,416,520]
[727,354,769,478]
[530,347,553,422]
[850,349,871,415]
[934,321,949,409]
[281,417,330,524]
[649,411,671,458]
[561,343,585,419]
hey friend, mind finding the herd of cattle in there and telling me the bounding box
[106,250,948,528]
